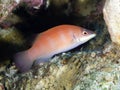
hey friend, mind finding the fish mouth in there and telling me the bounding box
[90,33,96,38]
[76,33,96,43]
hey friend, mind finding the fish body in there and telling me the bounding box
[14,25,96,72]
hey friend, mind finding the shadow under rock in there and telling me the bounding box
[0,40,24,63]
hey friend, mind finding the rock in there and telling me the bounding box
[70,0,97,16]
[0,0,45,23]
[1,44,120,90]
[0,0,18,22]
[103,0,120,45]
[0,0,118,90]
[0,27,24,45]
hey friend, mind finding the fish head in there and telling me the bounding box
[72,27,96,44]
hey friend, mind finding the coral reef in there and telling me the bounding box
[1,0,120,90]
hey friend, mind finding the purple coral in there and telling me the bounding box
[22,0,44,9]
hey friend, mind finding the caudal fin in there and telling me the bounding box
[14,51,33,73]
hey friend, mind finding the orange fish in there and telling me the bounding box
[14,25,96,72]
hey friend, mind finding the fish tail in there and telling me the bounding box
[14,51,33,73]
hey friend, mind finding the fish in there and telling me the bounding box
[14,24,96,72]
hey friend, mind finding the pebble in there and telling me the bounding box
[91,52,96,57]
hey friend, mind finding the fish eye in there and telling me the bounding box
[83,31,88,35]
